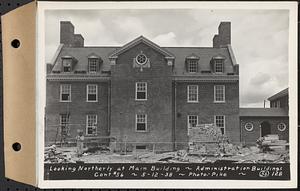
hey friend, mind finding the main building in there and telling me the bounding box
[45,21,288,151]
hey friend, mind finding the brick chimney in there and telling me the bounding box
[60,21,84,47]
[213,22,231,48]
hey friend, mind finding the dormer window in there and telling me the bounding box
[188,60,198,73]
[88,58,99,73]
[214,59,224,73]
[62,58,72,73]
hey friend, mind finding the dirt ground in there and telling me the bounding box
[45,146,289,164]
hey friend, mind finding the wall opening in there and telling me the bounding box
[260,121,271,137]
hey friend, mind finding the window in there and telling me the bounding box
[88,58,98,73]
[187,85,198,102]
[60,84,71,102]
[60,114,70,137]
[245,122,254,132]
[62,58,72,73]
[136,53,148,65]
[277,123,286,131]
[215,60,224,73]
[87,84,98,102]
[136,114,147,132]
[136,82,147,100]
[188,115,198,128]
[188,60,198,73]
[86,115,97,135]
[276,100,281,108]
[214,85,225,102]
[215,115,225,135]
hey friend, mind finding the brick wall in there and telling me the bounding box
[175,81,240,149]
[240,116,289,145]
[110,43,174,151]
[45,81,109,145]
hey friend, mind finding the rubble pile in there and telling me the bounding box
[44,145,72,163]
[256,134,288,153]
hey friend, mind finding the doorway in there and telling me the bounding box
[260,121,271,137]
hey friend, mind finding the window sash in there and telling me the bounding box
[88,58,98,73]
[87,84,98,102]
[62,58,72,73]
[214,85,225,102]
[215,60,224,73]
[86,115,97,135]
[136,82,147,100]
[60,114,70,135]
[188,60,198,73]
[136,114,147,131]
[188,115,198,128]
[187,85,198,102]
[60,84,71,101]
[215,115,225,134]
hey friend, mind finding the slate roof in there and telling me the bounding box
[267,88,289,101]
[239,108,288,117]
[49,36,237,77]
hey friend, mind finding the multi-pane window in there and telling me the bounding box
[188,60,198,73]
[60,114,70,138]
[86,115,97,135]
[88,58,98,73]
[188,115,198,128]
[136,82,147,100]
[214,85,225,102]
[87,84,98,102]
[215,115,225,135]
[215,60,224,73]
[62,58,72,73]
[136,114,147,131]
[60,84,71,102]
[187,85,198,102]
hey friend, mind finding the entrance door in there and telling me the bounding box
[260,121,271,137]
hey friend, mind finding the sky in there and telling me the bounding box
[45,9,289,107]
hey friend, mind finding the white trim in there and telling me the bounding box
[135,114,147,132]
[245,122,254,132]
[86,114,98,135]
[135,82,147,101]
[277,122,287,131]
[187,115,198,136]
[86,84,98,102]
[214,85,225,103]
[214,115,225,134]
[59,84,71,102]
[187,85,198,103]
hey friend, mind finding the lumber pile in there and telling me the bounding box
[257,134,288,153]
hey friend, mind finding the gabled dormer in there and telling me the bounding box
[87,53,103,73]
[210,55,225,74]
[61,55,77,73]
[185,53,200,73]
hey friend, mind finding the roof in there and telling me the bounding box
[49,36,237,77]
[239,108,288,117]
[267,88,289,101]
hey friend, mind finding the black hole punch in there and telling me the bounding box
[11,39,20,48]
[12,142,21,151]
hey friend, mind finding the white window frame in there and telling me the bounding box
[244,122,254,132]
[86,84,98,102]
[214,115,225,135]
[187,85,198,103]
[215,59,224,73]
[88,58,98,73]
[188,60,198,73]
[135,114,147,132]
[60,114,70,136]
[187,115,198,136]
[86,114,97,135]
[214,85,225,103]
[60,84,71,102]
[135,82,147,101]
[62,58,72,73]
[276,100,281,108]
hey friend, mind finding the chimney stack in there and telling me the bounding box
[60,21,84,47]
[213,22,231,48]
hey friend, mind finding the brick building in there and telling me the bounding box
[45,21,240,151]
[240,88,289,145]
